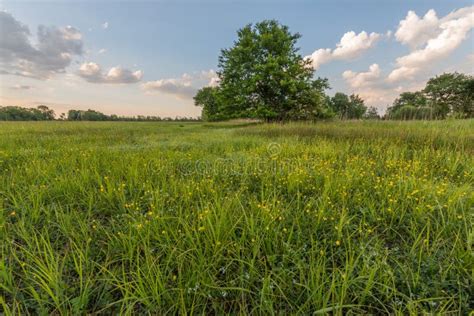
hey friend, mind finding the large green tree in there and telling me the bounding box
[387,72,473,120]
[36,105,56,120]
[347,94,367,119]
[193,86,222,121]
[364,106,380,119]
[330,92,350,119]
[330,92,367,119]
[199,20,324,121]
[67,109,108,121]
[387,91,430,119]
[423,72,474,118]
[390,92,427,111]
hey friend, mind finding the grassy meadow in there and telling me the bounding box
[1,120,473,314]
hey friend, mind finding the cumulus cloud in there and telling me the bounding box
[342,6,474,110]
[102,22,109,29]
[143,76,196,99]
[342,63,381,88]
[387,66,419,82]
[143,70,219,99]
[0,11,84,79]
[354,87,403,112]
[78,62,143,83]
[10,84,33,90]
[341,64,391,110]
[342,64,430,114]
[199,69,220,87]
[388,6,474,82]
[395,9,439,48]
[306,31,381,69]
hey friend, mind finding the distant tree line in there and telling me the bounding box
[0,106,200,121]
[0,105,55,121]
[66,109,200,122]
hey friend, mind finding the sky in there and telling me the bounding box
[0,0,473,117]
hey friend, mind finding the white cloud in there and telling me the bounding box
[342,63,381,88]
[0,12,84,79]
[389,6,474,82]
[357,89,397,107]
[345,6,474,110]
[142,70,219,99]
[341,64,391,112]
[387,66,419,82]
[341,63,428,113]
[306,31,381,69]
[395,9,439,48]
[102,22,109,29]
[98,48,106,54]
[143,76,195,99]
[199,69,220,87]
[10,84,33,90]
[78,62,143,84]
[332,31,381,59]
[306,48,332,69]
[356,84,423,114]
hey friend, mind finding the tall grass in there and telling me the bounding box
[1,120,473,314]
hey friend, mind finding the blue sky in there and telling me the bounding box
[1,0,473,117]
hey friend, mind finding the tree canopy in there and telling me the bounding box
[195,20,329,121]
[329,93,367,119]
[424,72,473,118]
[193,87,222,121]
[194,20,376,122]
[0,105,55,121]
[364,106,380,120]
[387,72,473,120]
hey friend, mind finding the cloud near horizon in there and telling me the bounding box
[142,70,219,99]
[342,64,381,89]
[0,11,84,79]
[10,84,33,90]
[78,62,143,84]
[341,63,429,111]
